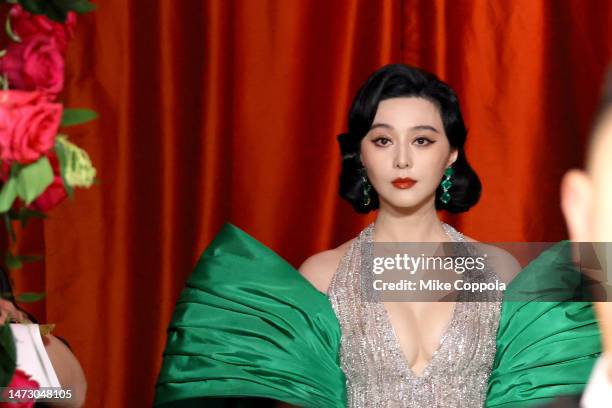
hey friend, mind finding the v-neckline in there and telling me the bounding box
[364,222,465,379]
[378,298,460,379]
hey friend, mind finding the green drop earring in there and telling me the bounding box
[440,166,454,204]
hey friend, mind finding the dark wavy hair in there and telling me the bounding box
[337,64,481,214]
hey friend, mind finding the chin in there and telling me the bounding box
[382,197,429,211]
[379,189,434,212]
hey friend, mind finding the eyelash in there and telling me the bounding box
[414,137,434,146]
[371,136,435,146]
[372,136,392,146]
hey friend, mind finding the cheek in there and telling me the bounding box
[360,143,391,172]
[359,143,372,166]
[412,148,447,177]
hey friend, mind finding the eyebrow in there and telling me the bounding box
[370,123,441,133]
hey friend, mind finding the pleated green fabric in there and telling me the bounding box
[486,241,601,407]
[154,223,346,408]
[155,225,602,407]
[0,323,16,388]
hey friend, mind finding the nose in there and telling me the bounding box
[394,142,412,169]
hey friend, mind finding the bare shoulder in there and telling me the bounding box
[299,238,355,293]
[462,236,520,284]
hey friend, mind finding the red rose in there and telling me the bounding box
[28,152,68,212]
[27,173,67,212]
[0,90,62,164]
[0,159,10,182]
[0,35,65,98]
[0,369,39,407]
[0,90,45,108]
[9,5,76,55]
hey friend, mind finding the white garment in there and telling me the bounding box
[581,354,612,407]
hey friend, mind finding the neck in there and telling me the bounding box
[373,197,449,242]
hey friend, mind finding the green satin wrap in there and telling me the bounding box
[154,224,346,407]
[486,241,601,407]
[155,225,601,407]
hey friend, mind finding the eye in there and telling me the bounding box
[372,136,392,147]
[414,137,434,146]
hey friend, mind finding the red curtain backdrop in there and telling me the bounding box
[10,0,612,406]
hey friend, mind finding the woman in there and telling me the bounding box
[155,64,601,407]
[299,64,500,407]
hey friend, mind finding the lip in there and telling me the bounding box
[391,177,417,189]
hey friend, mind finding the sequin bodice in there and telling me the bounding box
[327,224,502,407]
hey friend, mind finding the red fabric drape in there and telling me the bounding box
[10,1,612,406]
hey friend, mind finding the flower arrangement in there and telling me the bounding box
[0,1,96,405]
[0,1,98,270]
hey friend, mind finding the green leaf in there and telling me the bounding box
[3,213,15,244]
[15,254,44,264]
[18,0,56,18]
[15,157,54,205]
[0,323,16,388]
[15,292,45,303]
[19,0,97,22]
[4,251,43,270]
[57,0,97,13]
[61,108,98,127]
[0,177,17,213]
[8,207,47,229]
[5,251,21,270]
[12,208,47,220]
[54,138,74,198]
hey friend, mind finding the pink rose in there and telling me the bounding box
[0,369,39,407]
[9,5,77,55]
[0,90,62,164]
[0,35,65,98]
[28,152,68,212]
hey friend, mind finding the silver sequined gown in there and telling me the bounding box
[327,223,502,408]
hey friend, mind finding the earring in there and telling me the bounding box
[359,168,372,206]
[440,166,454,204]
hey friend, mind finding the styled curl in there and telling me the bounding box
[337,64,481,214]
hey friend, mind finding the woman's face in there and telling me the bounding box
[360,97,458,211]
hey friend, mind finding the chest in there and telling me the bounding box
[328,239,502,381]
[383,301,456,372]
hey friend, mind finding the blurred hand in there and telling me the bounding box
[0,298,27,324]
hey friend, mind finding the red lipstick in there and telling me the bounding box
[391,177,417,189]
